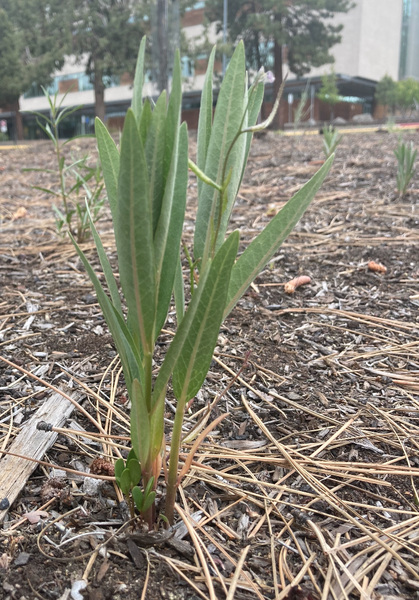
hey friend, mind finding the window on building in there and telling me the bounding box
[181,56,194,77]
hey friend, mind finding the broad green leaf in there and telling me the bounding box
[132,37,146,124]
[144,477,155,498]
[214,76,249,254]
[120,469,131,496]
[164,50,182,186]
[196,46,216,199]
[86,204,122,315]
[142,491,156,512]
[145,92,167,233]
[139,99,153,145]
[173,231,239,402]
[95,117,119,223]
[127,448,137,463]
[240,80,264,188]
[114,458,125,479]
[224,156,334,319]
[152,263,211,410]
[132,486,144,511]
[131,378,151,468]
[194,42,246,263]
[70,234,144,394]
[117,109,156,351]
[209,76,264,255]
[128,459,142,487]
[174,253,185,325]
[154,122,188,337]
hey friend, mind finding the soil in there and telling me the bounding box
[1,129,419,600]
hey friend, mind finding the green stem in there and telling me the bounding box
[54,119,68,221]
[165,393,186,525]
[183,244,195,295]
[144,351,153,412]
[188,159,222,192]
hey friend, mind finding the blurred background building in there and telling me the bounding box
[400,0,419,80]
[1,0,416,138]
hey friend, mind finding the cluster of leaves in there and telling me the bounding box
[394,139,417,196]
[115,451,156,518]
[24,88,104,242]
[375,75,419,116]
[72,37,333,527]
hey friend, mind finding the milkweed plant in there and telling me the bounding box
[71,37,333,526]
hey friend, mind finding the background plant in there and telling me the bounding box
[25,88,104,243]
[322,124,343,159]
[317,69,341,122]
[375,75,419,117]
[394,138,417,196]
[375,75,398,116]
[293,82,311,132]
[72,37,334,527]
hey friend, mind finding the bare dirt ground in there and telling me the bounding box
[1,129,419,600]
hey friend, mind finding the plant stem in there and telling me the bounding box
[165,393,186,524]
[144,351,153,412]
[53,118,68,221]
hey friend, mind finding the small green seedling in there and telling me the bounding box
[322,124,342,159]
[24,87,103,242]
[394,138,417,196]
[115,450,156,519]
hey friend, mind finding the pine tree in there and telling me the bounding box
[0,0,71,139]
[204,0,353,127]
[317,69,340,121]
[71,0,148,122]
[0,9,23,107]
[375,75,398,115]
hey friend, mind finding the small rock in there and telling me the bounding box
[83,294,96,304]
[0,498,10,510]
[14,552,30,566]
[71,580,87,600]
[83,478,101,496]
[352,113,373,123]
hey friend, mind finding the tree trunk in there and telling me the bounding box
[94,67,106,123]
[12,97,24,140]
[272,40,283,130]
